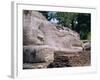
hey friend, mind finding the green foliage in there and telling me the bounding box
[47,12,57,21]
[75,13,91,39]
[56,12,78,29]
[87,32,91,40]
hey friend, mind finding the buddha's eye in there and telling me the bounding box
[37,36,44,41]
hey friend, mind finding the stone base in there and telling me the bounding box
[23,45,54,63]
[23,62,50,69]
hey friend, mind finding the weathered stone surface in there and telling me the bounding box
[23,62,50,69]
[83,41,91,50]
[23,45,54,63]
[23,11,83,63]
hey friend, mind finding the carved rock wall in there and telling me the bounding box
[23,11,83,63]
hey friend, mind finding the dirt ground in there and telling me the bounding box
[47,49,91,68]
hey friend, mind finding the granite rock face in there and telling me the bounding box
[23,10,83,63]
[23,45,54,63]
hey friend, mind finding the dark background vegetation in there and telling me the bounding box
[39,11,91,40]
